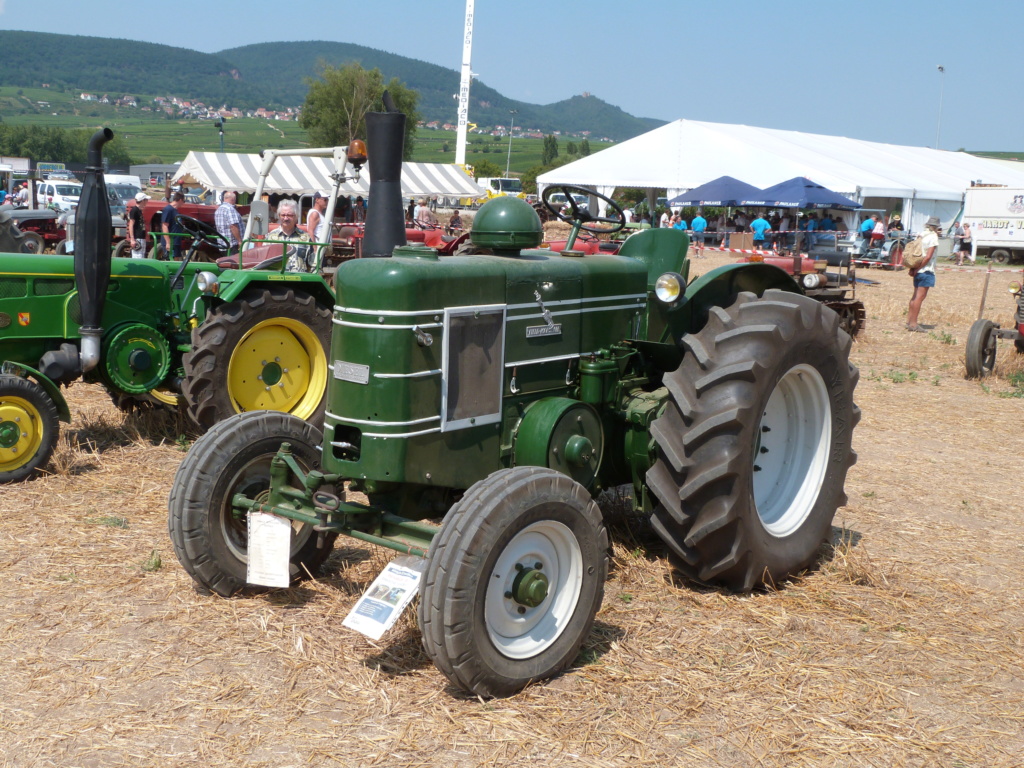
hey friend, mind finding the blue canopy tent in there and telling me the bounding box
[669,175,765,206]
[752,176,862,210]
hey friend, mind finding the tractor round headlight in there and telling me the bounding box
[1009,280,1022,295]
[197,271,220,295]
[655,273,683,304]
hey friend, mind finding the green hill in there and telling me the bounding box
[0,30,664,141]
[218,41,664,140]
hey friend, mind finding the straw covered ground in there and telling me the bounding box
[2,253,1023,767]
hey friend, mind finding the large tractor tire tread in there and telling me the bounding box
[182,287,331,431]
[648,290,859,592]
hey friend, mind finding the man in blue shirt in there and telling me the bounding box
[750,214,772,251]
[690,210,708,258]
[161,192,185,260]
[858,216,875,255]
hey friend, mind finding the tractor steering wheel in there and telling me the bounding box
[541,185,625,234]
[177,214,229,251]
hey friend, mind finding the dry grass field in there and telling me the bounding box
[2,252,1024,768]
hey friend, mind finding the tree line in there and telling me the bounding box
[0,124,133,167]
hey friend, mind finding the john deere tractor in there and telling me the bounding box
[0,128,357,483]
[168,102,860,698]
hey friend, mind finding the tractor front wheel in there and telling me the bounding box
[419,467,608,698]
[647,290,860,592]
[965,319,998,378]
[167,411,337,596]
[182,288,331,430]
[0,375,60,483]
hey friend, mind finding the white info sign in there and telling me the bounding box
[343,556,426,640]
[246,512,293,588]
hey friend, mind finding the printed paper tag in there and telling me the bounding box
[343,556,426,640]
[246,512,292,588]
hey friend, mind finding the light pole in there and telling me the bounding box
[505,110,518,177]
[935,65,945,149]
[214,118,225,152]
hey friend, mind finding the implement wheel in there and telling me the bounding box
[0,375,59,483]
[419,467,608,698]
[19,232,45,254]
[965,319,998,378]
[167,411,337,596]
[182,288,331,430]
[647,290,860,592]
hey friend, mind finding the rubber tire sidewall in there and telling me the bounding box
[0,375,60,483]
[647,290,858,591]
[167,411,335,596]
[965,318,997,378]
[419,467,608,698]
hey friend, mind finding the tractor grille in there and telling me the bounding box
[34,278,75,296]
[0,277,27,299]
[68,295,82,325]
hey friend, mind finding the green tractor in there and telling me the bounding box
[0,128,358,483]
[168,103,860,697]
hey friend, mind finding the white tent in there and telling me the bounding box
[538,119,1024,232]
[172,151,485,200]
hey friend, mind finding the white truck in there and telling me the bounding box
[962,186,1024,264]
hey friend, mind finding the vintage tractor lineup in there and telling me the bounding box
[3,106,862,697]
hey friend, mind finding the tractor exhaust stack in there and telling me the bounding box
[361,93,407,259]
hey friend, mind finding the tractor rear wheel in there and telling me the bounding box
[647,290,860,592]
[419,467,608,698]
[965,319,998,378]
[182,288,331,430]
[0,375,60,483]
[19,232,44,254]
[167,411,337,596]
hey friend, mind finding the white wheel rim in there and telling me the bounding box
[752,364,831,537]
[485,520,584,660]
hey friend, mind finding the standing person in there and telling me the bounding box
[953,220,974,265]
[271,199,314,272]
[353,196,366,222]
[414,197,432,228]
[907,216,941,332]
[15,183,30,207]
[215,191,244,257]
[750,212,772,251]
[127,191,150,258]
[858,215,876,255]
[659,207,671,229]
[161,191,185,260]
[305,191,329,245]
[690,209,707,257]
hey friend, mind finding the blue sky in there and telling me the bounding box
[2,0,1019,152]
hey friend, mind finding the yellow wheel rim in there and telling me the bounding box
[149,386,180,406]
[0,396,44,472]
[226,318,327,418]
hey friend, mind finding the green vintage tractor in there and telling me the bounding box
[168,103,860,697]
[0,128,356,483]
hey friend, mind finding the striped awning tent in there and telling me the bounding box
[171,151,486,199]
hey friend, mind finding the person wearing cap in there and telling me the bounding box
[215,191,244,257]
[306,191,329,245]
[414,197,432,228]
[907,216,941,332]
[127,191,150,258]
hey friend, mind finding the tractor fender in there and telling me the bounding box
[215,271,335,309]
[671,263,802,338]
[0,361,72,423]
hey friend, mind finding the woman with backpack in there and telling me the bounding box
[907,216,941,332]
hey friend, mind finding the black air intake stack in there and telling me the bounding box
[75,127,114,372]
[362,92,407,258]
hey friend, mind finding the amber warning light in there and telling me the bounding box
[347,140,368,170]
